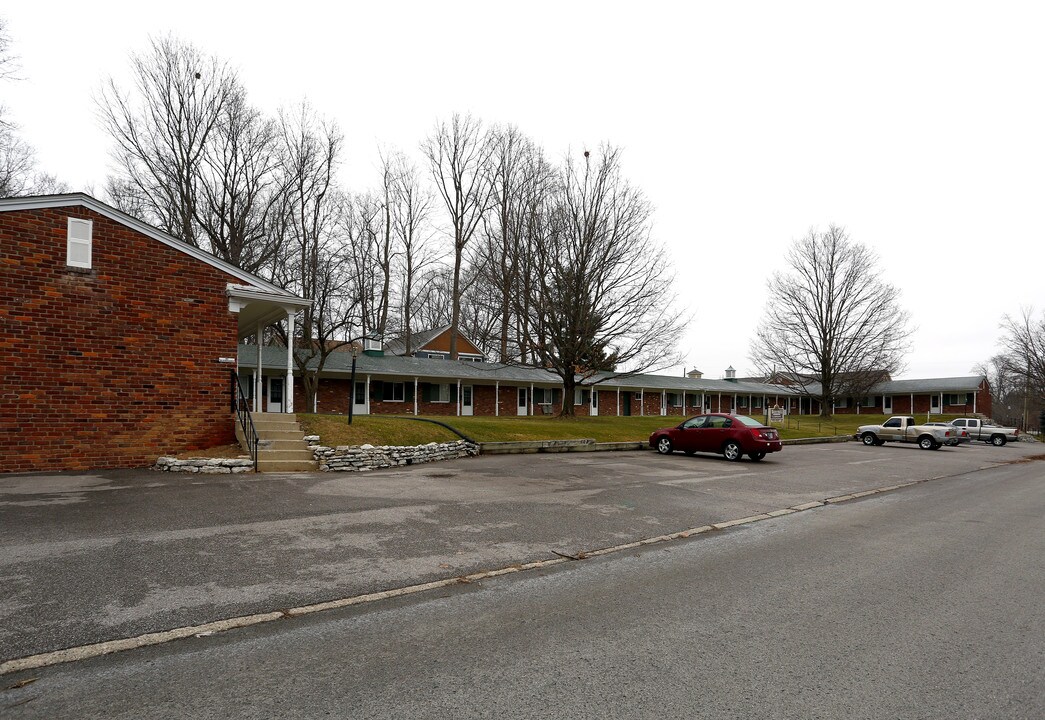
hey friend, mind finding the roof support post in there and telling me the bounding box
[640,389,644,416]
[495,381,500,416]
[285,310,295,414]
[617,387,620,416]
[255,322,263,414]
[414,377,419,416]
[457,379,462,416]
[365,375,371,415]
[529,383,534,415]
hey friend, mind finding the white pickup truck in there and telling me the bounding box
[949,418,1020,446]
[855,416,959,450]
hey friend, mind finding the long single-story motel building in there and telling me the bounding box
[1,193,991,473]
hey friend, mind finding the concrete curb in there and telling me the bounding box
[0,473,926,677]
[479,435,849,455]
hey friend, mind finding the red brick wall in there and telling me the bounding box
[1,206,239,473]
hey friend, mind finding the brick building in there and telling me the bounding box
[1,194,308,473]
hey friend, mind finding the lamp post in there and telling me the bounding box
[348,341,362,424]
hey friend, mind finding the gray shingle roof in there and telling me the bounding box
[236,346,803,395]
[872,376,984,394]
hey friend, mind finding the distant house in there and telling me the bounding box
[1,193,309,473]
[384,325,486,361]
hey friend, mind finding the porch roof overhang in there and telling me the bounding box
[227,285,312,340]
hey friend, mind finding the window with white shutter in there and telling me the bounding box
[67,218,92,269]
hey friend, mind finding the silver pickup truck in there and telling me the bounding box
[949,418,1020,446]
[855,416,958,450]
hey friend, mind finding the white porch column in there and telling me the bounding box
[365,375,371,414]
[717,393,721,412]
[495,381,500,416]
[284,310,295,414]
[414,377,419,416]
[255,322,263,413]
[457,379,462,416]
[529,383,534,415]
[616,387,620,416]
[910,393,914,414]
[640,389,644,416]
[973,392,977,413]
[661,390,666,416]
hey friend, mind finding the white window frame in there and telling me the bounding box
[388,382,405,402]
[834,397,849,409]
[364,337,382,352]
[67,218,93,269]
[574,388,590,406]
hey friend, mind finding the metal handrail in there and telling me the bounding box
[230,370,259,472]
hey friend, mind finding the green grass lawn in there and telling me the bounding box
[298,412,971,447]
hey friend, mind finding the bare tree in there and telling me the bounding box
[341,191,390,338]
[271,104,349,412]
[193,88,284,275]
[99,35,237,246]
[995,307,1045,428]
[384,150,438,353]
[421,113,494,359]
[475,125,552,362]
[0,18,65,197]
[750,226,913,416]
[518,146,685,417]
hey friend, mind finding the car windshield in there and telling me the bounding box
[733,415,765,428]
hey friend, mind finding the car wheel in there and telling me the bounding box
[749,452,766,461]
[656,437,673,454]
[723,441,742,461]
[861,432,877,446]
[918,436,935,450]
[990,435,1006,447]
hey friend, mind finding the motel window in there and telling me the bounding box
[667,393,683,407]
[534,388,557,404]
[945,393,972,406]
[863,396,877,407]
[834,397,848,408]
[753,397,762,409]
[388,382,405,402]
[423,383,451,402]
[574,388,591,406]
[67,218,92,269]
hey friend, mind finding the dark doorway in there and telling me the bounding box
[622,392,632,416]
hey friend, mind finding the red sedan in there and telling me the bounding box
[648,413,783,461]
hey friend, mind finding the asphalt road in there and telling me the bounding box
[1,441,1041,664]
[2,455,1042,718]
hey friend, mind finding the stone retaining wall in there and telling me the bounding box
[305,436,479,472]
[154,457,254,473]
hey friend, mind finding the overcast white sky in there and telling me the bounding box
[5,1,1044,380]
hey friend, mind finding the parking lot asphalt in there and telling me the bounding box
[1,440,1041,663]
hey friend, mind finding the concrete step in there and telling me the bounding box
[258,439,314,451]
[252,419,303,432]
[257,448,315,461]
[252,430,309,441]
[256,459,318,472]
